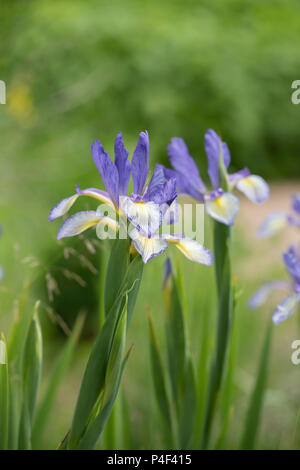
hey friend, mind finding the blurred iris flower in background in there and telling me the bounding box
[258,194,300,238]
[249,244,300,324]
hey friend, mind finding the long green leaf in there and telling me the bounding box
[194,300,211,447]
[7,285,32,449]
[0,333,9,450]
[75,300,128,449]
[200,221,233,449]
[67,247,142,449]
[147,310,172,442]
[178,356,197,449]
[163,262,186,411]
[18,304,43,449]
[32,312,85,447]
[67,293,123,449]
[104,238,130,317]
[240,321,273,450]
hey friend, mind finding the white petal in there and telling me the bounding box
[49,188,115,222]
[205,192,239,226]
[258,212,288,238]
[236,175,269,203]
[49,194,79,221]
[129,228,168,263]
[248,281,291,309]
[57,211,117,240]
[272,292,300,325]
[165,235,213,265]
[122,198,161,237]
[76,188,115,210]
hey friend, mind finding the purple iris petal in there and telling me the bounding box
[292,194,300,216]
[131,131,149,195]
[160,165,205,202]
[283,246,300,286]
[205,129,230,189]
[248,280,292,309]
[146,176,177,207]
[144,165,165,201]
[288,215,300,228]
[91,140,119,207]
[228,167,251,185]
[208,188,224,201]
[167,137,206,193]
[222,142,231,168]
[114,132,131,195]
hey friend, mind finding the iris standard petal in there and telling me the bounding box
[248,281,292,309]
[49,194,79,221]
[121,197,162,237]
[222,142,231,168]
[165,235,213,265]
[160,165,205,202]
[129,228,168,264]
[114,132,131,195]
[258,212,288,238]
[91,139,119,207]
[272,292,300,325]
[144,165,165,199]
[167,137,206,192]
[205,192,239,226]
[57,211,118,240]
[204,129,223,189]
[131,131,149,195]
[236,175,269,203]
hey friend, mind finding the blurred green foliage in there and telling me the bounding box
[1,0,300,188]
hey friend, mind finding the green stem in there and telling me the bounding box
[200,221,233,449]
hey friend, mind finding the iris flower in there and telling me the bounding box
[249,245,300,324]
[160,129,269,226]
[258,194,300,238]
[49,131,213,265]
